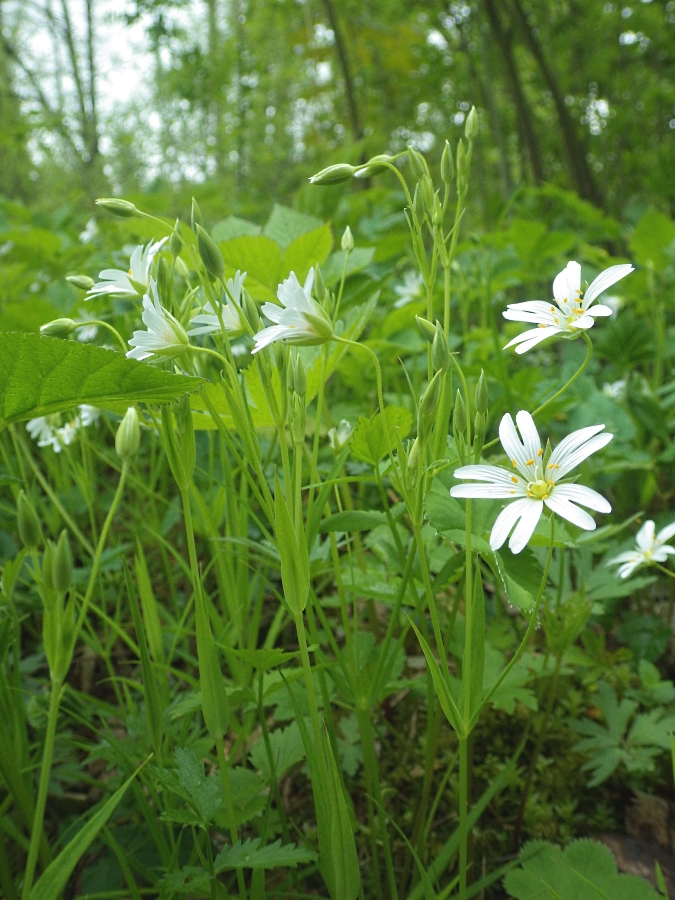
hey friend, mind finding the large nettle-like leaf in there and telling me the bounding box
[0,333,202,426]
[504,838,660,900]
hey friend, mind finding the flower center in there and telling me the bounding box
[527,479,553,500]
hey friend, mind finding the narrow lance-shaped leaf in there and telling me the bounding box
[0,333,202,427]
[273,474,309,617]
[323,728,361,900]
[408,618,465,738]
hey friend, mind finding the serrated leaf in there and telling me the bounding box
[212,216,261,241]
[0,333,201,426]
[350,405,412,466]
[219,235,282,292]
[174,747,221,825]
[263,204,323,248]
[215,837,317,871]
[249,722,305,780]
[504,838,660,900]
[224,647,299,671]
[281,223,333,283]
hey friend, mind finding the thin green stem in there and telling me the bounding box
[458,735,469,900]
[80,320,128,353]
[21,679,63,900]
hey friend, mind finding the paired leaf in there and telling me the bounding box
[350,405,412,466]
[0,333,202,426]
[215,837,317,870]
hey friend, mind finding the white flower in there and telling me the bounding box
[86,238,167,300]
[503,260,634,354]
[393,270,424,308]
[189,270,246,336]
[602,379,626,399]
[450,410,612,554]
[608,520,675,578]
[328,419,354,451]
[252,269,333,354]
[26,405,99,453]
[75,309,98,342]
[127,280,190,361]
[79,217,99,244]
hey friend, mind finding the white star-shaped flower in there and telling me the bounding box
[252,268,333,354]
[608,520,675,578]
[503,260,634,354]
[450,410,612,554]
[127,280,190,361]
[86,238,167,300]
[188,270,246,337]
[393,270,424,308]
[26,405,99,453]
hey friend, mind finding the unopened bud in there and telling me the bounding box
[95,198,137,218]
[465,106,479,142]
[475,370,488,414]
[157,257,171,300]
[196,225,225,281]
[457,139,469,193]
[67,275,95,291]
[242,289,261,332]
[42,541,55,592]
[309,163,357,185]
[115,407,141,462]
[454,390,467,433]
[415,315,436,344]
[355,154,394,178]
[408,148,428,180]
[412,184,425,222]
[293,356,306,397]
[421,370,442,419]
[191,198,203,232]
[170,220,182,259]
[314,265,327,302]
[421,174,435,214]
[17,491,42,548]
[441,141,454,186]
[432,192,443,228]
[407,436,420,471]
[41,318,77,338]
[341,226,354,253]
[432,324,449,372]
[52,530,72,593]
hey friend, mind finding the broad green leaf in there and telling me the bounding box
[350,405,412,466]
[281,223,333,282]
[504,838,660,900]
[0,299,56,332]
[219,235,282,291]
[630,207,675,272]
[212,216,261,241]
[215,837,317,870]
[174,747,222,825]
[0,333,202,426]
[319,510,388,533]
[321,247,376,286]
[29,763,144,900]
[249,722,305,779]
[263,204,323,248]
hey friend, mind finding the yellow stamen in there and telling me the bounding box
[537,448,543,457]
[538,323,548,328]
[526,458,534,466]
[511,459,517,468]
[511,476,518,483]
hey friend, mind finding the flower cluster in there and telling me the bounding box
[608,520,675,578]
[27,406,100,453]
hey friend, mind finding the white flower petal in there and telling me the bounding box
[499,413,531,476]
[635,520,655,552]
[550,432,613,481]
[553,261,581,309]
[504,326,562,352]
[515,411,542,476]
[549,483,611,513]
[583,264,634,308]
[508,501,543,554]
[544,493,596,531]
[450,484,523,499]
[656,521,675,544]
[586,304,613,317]
[653,546,675,562]
[453,464,522,485]
[570,315,595,330]
[489,498,536,551]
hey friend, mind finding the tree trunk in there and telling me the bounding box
[321,0,363,141]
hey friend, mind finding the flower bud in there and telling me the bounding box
[355,154,394,178]
[341,226,354,253]
[407,436,420,471]
[432,192,443,228]
[66,275,95,291]
[415,315,436,344]
[441,141,454,186]
[475,370,488,414]
[52,530,72,594]
[432,323,449,372]
[408,148,429,180]
[308,163,357,185]
[242,289,261,332]
[196,225,225,281]
[412,184,425,223]
[40,318,78,338]
[465,106,479,142]
[456,139,469,194]
[421,174,435,215]
[328,419,353,452]
[314,265,327,302]
[95,198,137,218]
[421,370,442,420]
[156,257,171,301]
[115,407,141,462]
[454,389,467,433]
[42,541,55,592]
[293,356,306,397]
[170,219,182,259]
[191,198,203,232]
[17,491,42,548]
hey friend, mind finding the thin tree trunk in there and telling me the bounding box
[321,0,363,141]
[482,0,544,184]
[478,21,513,199]
[84,0,99,164]
[508,0,602,206]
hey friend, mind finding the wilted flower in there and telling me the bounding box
[86,239,167,300]
[252,269,333,354]
[328,419,354,452]
[189,271,246,337]
[450,411,612,554]
[608,520,675,579]
[394,271,424,308]
[127,280,190,361]
[503,261,634,354]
